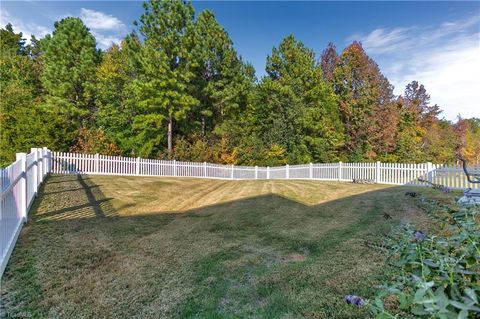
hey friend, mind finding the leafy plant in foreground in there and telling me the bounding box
[347,201,479,318]
[382,206,478,318]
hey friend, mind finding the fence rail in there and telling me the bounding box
[1,148,479,278]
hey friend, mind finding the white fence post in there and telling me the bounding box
[267,166,270,180]
[309,162,313,179]
[286,164,289,179]
[427,162,433,185]
[30,148,38,196]
[95,153,99,174]
[46,149,51,174]
[39,147,47,178]
[16,153,27,221]
[255,166,258,180]
[338,161,343,181]
[49,148,52,174]
[136,157,140,175]
[231,164,234,179]
[43,147,49,174]
[204,162,207,177]
[375,161,381,184]
[37,148,43,184]
[42,148,47,176]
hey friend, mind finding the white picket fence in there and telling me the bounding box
[50,152,479,190]
[0,148,50,277]
[1,148,479,278]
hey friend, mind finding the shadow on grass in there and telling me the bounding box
[30,175,123,221]
[31,174,442,222]
[2,173,452,319]
[42,185,101,196]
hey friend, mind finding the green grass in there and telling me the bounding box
[0,174,453,318]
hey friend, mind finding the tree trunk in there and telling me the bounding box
[168,115,173,156]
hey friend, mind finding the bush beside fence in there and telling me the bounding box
[1,148,479,278]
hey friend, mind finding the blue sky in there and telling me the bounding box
[1,1,479,120]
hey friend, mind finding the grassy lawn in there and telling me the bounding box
[0,174,451,318]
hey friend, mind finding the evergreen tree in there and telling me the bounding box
[135,0,198,156]
[1,23,27,55]
[189,10,253,138]
[252,35,344,163]
[252,79,305,163]
[95,34,141,155]
[1,8,476,166]
[41,17,98,150]
[42,17,98,112]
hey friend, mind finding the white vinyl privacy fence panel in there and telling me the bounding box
[1,148,479,279]
[1,148,49,277]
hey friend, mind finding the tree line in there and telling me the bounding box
[1,0,479,167]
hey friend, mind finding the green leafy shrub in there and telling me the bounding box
[346,194,479,318]
[369,203,479,318]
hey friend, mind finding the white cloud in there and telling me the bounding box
[347,27,414,54]
[0,9,51,42]
[1,8,125,51]
[390,34,480,121]
[348,15,480,121]
[92,31,122,49]
[78,8,126,49]
[79,8,125,31]
[45,9,125,49]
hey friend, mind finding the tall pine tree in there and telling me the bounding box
[41,17,98,150]
[95,34,141,155]
[189,10,252,138]
[133,0,198,157]
[252,35,344,163]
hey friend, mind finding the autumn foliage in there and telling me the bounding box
[70,127,120,156]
